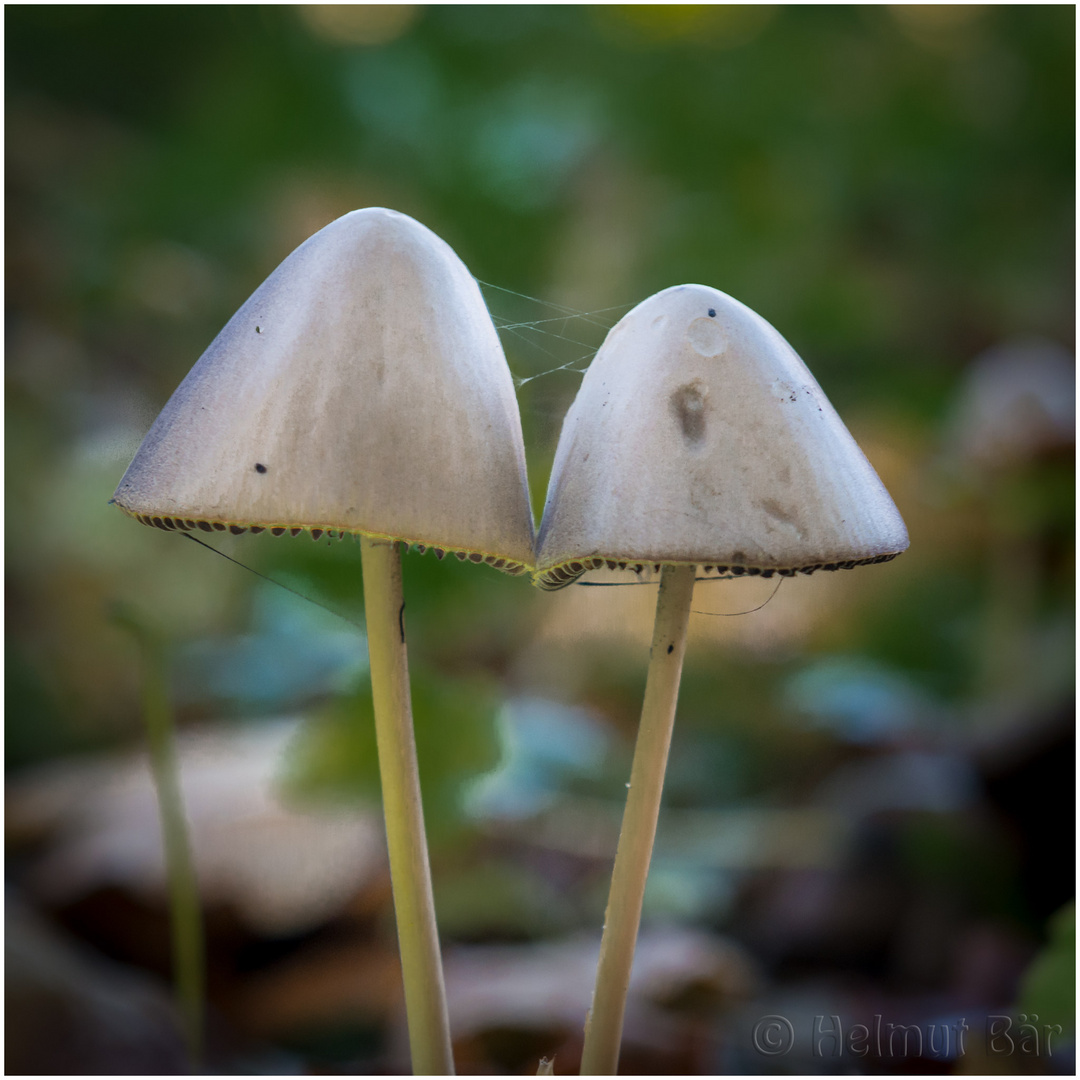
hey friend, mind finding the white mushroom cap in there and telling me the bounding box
[113,208,535,573]
[535,284,908,589]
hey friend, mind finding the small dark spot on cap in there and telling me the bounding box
[198,521,214,532]
[455,551,467,561]
[434,548,445,560]
[707,308,716,317]
[271,527,286,536]
[229,525,246,535]
[416,544,426,554]
[290,527,302,537]
[468,552,483,563]
[667,644,674,654]
[212,522,227,532]
[311,529,323,541]
[255,463,267,474]
[760,569,774,578]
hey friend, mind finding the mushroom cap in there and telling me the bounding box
[535,285,908,589]
[113,208,535,572]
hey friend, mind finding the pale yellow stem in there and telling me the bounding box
[580,564,696,1075]
[360,537,454,1075]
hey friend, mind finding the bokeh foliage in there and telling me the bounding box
[7,2,1073,758]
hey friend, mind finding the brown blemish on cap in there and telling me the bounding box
[670,384,707,448]
[761,498,805,538]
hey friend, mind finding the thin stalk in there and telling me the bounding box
[580,564,696,1075]
[360,537,454,1075]
[114,607,205,1070]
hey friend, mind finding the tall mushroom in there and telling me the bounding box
[113,207,535,1074]
[534,284,908,1074]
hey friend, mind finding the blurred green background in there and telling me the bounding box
[6,5,1074,1075]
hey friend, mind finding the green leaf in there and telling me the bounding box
[1017,902,1075,1038]
[283,666,502,847]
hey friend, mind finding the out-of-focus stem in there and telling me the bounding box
[115,606,205,1071]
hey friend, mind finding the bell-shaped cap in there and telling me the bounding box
[114,208,535,573]
[535,284,908,589]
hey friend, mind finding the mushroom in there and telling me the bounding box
[534,284,908,1074]
[113,207,535,1074]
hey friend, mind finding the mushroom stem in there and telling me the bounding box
[359,537,455,1075]
[114,607,205,1071]
[580,564,697,1075]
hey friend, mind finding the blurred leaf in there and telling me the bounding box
[433,860,574,941]
[465,697,609,820]
[284,666,502,846]
[1017,902,1075,1037]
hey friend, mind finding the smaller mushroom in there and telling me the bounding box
[534,284,908,1074]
